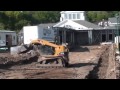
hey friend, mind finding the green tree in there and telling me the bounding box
[96,11,109,21]
[32,11,60,23]
[86,11,97,22]
[0,11,60,32]
[86,11,109,22]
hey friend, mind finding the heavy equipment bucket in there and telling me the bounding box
[10,44,33,56]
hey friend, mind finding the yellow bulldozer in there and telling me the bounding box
[10,39,69,68]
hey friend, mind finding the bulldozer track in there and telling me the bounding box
[7,67,63,70]
[0,55,67,69]
[36,64,64,68]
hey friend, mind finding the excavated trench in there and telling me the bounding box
[86,44,116,79]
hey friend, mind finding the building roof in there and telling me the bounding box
[53,20,103,30]
[109,17,117,23]
[74,20,103,29]
[60,11,65,14]
[53,20,68,27]
[104,26,116,29]
[38,23,56,28]
[0,30,15,33]
[60,11,85,14]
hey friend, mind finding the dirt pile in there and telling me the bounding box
[86,44,116,79]
[0,50,39,68]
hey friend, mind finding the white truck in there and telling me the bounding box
[20,26,55,44]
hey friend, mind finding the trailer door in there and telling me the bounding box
[6,34,12,46]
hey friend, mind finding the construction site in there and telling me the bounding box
[0,43,118,79]
[0,11,120,79]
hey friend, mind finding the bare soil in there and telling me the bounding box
[86,44,116,79]
[0,45,116,79]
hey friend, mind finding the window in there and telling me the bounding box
[64,14,67,19]
[102,34,106,42]
[73,14,76,19]
[109,34,113,41]
[69,14,72,19]
[77,13,80,19]
[13,36,15,40]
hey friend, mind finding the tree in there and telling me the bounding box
[86,11,97,22]
[0,11,33,31]
[96,11,109,21]
[86,11,109,22]
[32,11,60,24]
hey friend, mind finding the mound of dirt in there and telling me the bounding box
[86,44,116,79]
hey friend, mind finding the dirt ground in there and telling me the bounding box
[0,45,116,79]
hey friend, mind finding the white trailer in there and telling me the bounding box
[0,30,17,47]
[22,26,55,44]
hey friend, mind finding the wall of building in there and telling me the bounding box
[0,32,17,46]
[74,31,88,45]
[92,30,102,44]
[60,11,85,21]
[55,27,115,48]
[92,29,115,44]
[101,29,114,42]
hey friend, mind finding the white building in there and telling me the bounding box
[60,11,85,21]
[0,30,17,47]
[18,24,56,44]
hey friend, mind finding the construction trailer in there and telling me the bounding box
[18,25,55,45]
[0,30,17,47]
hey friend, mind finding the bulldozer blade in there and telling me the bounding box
[10,44,33,55]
